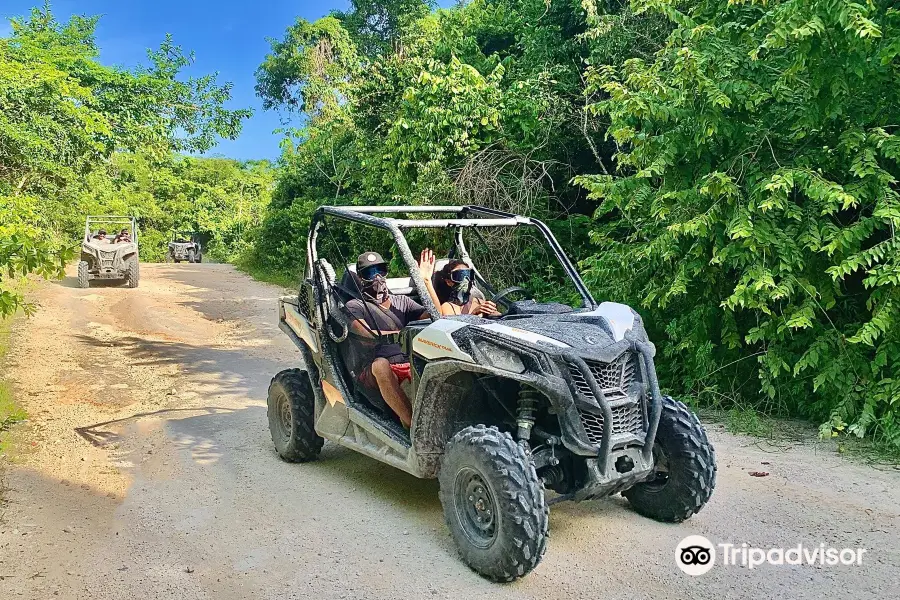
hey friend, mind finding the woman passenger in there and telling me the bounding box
[418,249,500,317]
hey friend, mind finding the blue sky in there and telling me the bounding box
[0,1,353,161]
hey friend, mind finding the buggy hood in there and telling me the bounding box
[471,303,641,352]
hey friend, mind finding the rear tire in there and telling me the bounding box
[124,256,140,288]
[438,425,548,581]
[267,369,323,462]
[623,396,716,522]
[77,261,90,288]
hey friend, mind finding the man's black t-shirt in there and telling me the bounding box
[346,295,427,363]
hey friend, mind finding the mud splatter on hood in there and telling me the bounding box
[474,315,621,352]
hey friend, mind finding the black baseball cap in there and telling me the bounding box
[357,251,386,272]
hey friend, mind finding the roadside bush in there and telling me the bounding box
[576,0,900,448]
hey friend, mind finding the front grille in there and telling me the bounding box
[99,250,116,268]
[578,403,644,445]
[568,352,644,445]
[580,411,605,444]
[568,353,636,402]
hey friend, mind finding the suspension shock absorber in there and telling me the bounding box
[516,387,540,441]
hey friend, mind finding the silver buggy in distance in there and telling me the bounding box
[167,231,202,263]
[268,205,716,581]
[77,216,139,288]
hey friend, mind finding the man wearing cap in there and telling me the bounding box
[346,251,434,428]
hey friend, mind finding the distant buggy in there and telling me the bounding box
[167,231,203,263]
[77,216,139,288]
[269,205,716,581]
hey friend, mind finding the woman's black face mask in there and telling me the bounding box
[447,268,473,304]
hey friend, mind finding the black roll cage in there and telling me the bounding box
[307,205,596,320]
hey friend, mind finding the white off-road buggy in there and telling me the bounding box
[77,216,139,288]
[268,205,716,581]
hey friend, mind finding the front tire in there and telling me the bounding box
[267,369,323,462]
[623,396,716,522]
[438,425,548,581]
[77,261,90,288]
[187,249,196,263]
[124,256,140,288]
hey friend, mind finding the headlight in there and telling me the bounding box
[473,341,526,373]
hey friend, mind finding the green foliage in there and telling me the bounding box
[575,0,900,448]
[251,0,625,285]
[10,0,893,454]
[256,16,361,114]
[77,153,274,262]
[0,380,26,445]
[1,312,27,454]
[0,195,71,315]
[333,0,434,57]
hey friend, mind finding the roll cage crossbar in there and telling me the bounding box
[308,205,596,319]
[84,215,138,244]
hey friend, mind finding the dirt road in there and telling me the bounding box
[1,264,897,599]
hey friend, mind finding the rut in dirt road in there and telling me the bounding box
[1,263,898,600]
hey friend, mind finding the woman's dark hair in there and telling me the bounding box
[434,259,468,305]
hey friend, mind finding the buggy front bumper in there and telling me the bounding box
[558,340,663,468]
[451,329,664,471]
[571,445,655,501]
[549,340,665,500]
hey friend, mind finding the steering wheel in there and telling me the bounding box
[491,286,531,308]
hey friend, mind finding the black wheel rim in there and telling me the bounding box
[644,442,671,490]
[275,393,292,442]
[453,467,498,549]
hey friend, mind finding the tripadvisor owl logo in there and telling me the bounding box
[676,535,716,576]
[675,535,868,575]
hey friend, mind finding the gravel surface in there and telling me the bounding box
[0,263,898,599]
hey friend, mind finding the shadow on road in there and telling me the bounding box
[57,276,131,289]
[71,333,283,400]
[75,406,236,447]
[312,443,442,514]
[67,331,440,515]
